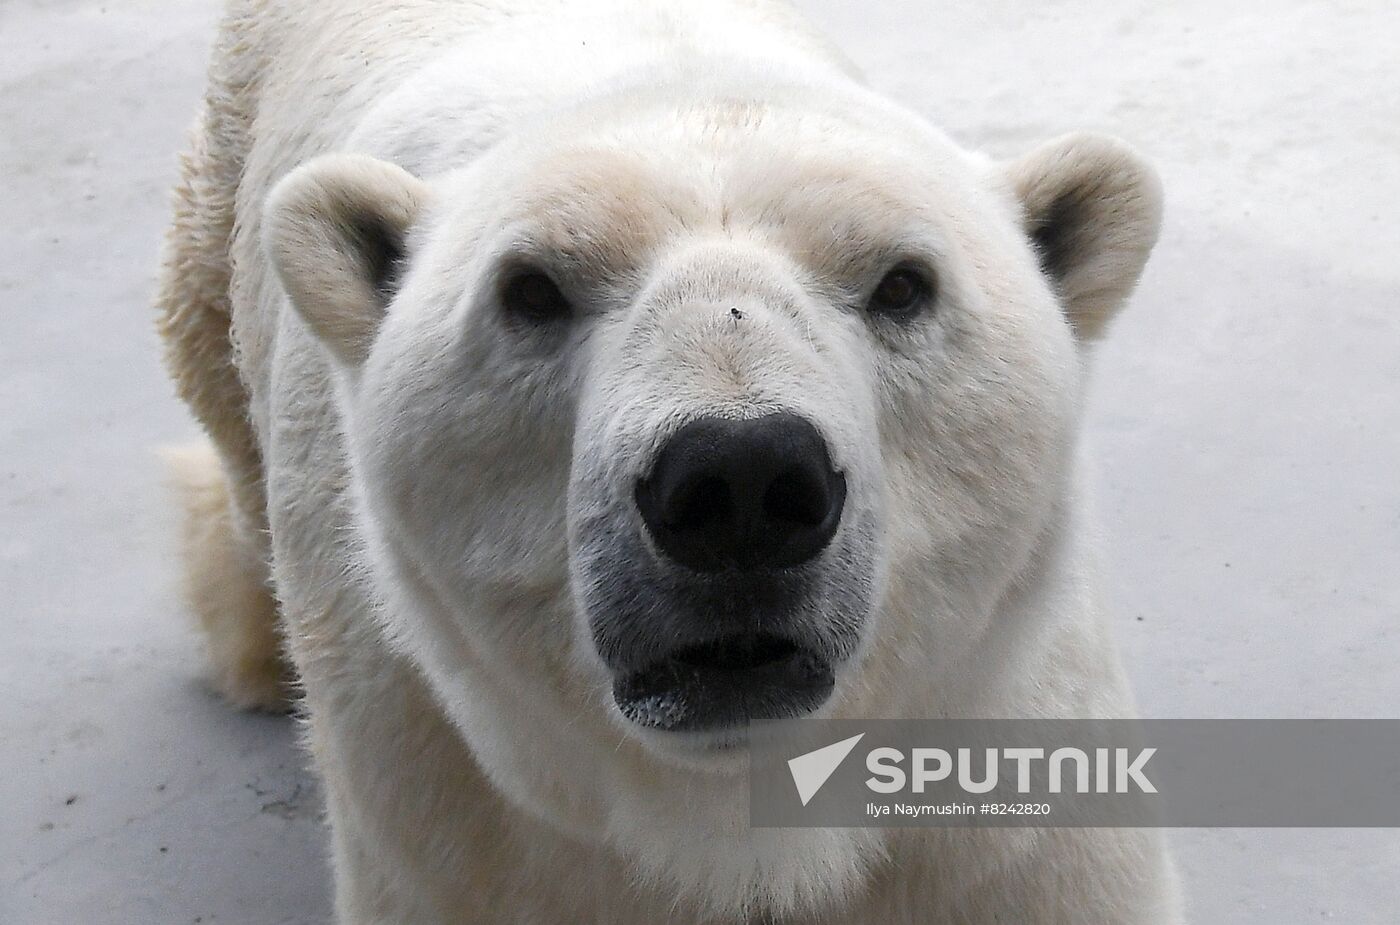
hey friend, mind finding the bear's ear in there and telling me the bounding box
[264,154,429,365]
[1003,133,1163,340]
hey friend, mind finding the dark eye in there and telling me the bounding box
[868,265,935,318]
[501,269,572,324]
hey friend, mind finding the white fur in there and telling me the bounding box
[161,0,1179,921]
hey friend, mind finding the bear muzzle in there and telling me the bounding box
[580,411,866,734]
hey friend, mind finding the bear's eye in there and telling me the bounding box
[868,265,935,318]
[500,269,572,324]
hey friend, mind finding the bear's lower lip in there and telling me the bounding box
[612,632,835,732]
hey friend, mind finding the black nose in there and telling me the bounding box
[635,413,846,572]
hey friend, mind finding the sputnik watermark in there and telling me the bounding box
[752,719,1400,827]
[863,745,1157,795]
[788,737,1155,809]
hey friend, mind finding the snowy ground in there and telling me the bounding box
[3,1,1397,922]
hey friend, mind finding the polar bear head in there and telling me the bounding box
[265,88,1160,916]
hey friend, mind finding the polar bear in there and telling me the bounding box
[156,0,1180,921]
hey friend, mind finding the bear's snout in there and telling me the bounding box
[572,403,877,737]
[634,413,846,573]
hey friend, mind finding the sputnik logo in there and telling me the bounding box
[787,733,865,806]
